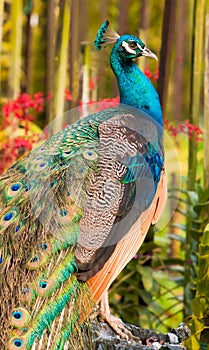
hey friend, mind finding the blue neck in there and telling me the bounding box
[110,50,163,126]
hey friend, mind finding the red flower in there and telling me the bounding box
[154,68,159,80]
[144,68,152,79]
[144,68,159,82]
[2,137,32,155]
[165,119,203,143]
[0,137,34,173]
[0,92,49,173]
[1,92,49,124]
[89,78,96,91]
[10,137,33,157]
[65,89,73,101]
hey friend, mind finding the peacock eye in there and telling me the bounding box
[128,42,138,50]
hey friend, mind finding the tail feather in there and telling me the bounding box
[33,251,77,297]
[0,161,93,349]
[7,269,94,350]
[24,277,79,349]
[52,311,80,350]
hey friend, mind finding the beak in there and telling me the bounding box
[141,47,158,61]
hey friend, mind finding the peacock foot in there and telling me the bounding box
[99,290,133,339]
[99,310,133,339]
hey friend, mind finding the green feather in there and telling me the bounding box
[25,277,79,348]
[34,252,77,297]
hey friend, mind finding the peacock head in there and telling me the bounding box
[95,20,157,61]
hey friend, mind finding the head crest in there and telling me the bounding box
[94,20,120,50]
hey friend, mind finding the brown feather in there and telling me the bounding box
[87,169,167,303]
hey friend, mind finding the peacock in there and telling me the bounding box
[0,21,167,349]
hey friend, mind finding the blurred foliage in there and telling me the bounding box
[185,224,209,348]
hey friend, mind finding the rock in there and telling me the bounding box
[90,320,190,350]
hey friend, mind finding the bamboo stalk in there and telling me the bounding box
[46,0,56,123]
[0,0,4,93]
[9,0,23,98]
[69,0,80,108]
[172,0,186,120]
[24,1,33,93]
[138,0,150,73]
[97,0,108,100]
[157,0,177,114]
[184,0,206,318]
[0,1,3,51]
[79,0,88,102]
[81,42,90,117]
[187,0,205,190]
[118,0,129,34]
[81,42,90,105]
[204,5,209,188]
[101,0,108,22]
[53,0,71,131]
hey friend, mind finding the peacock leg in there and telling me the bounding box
[99,289,133,339]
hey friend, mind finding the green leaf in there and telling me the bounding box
[172,276,184,286]
[139,241,159,254]
[194,201,209,210]
[137,266,153,292]
[202,224,209,244]
[168,233,186,243]
[163,257,185,265]
[170,223,187,231]
[175,208,187,216]
[200,187,209,203]
[187,205,198,219]
[184,334,201,349]
[187,191,199,205]
[137,289,152,304]
[192,296,209,317]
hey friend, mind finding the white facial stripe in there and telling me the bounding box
[137,42,143,51]
[122,41,136,55]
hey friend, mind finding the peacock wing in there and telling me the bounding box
[88,168,167,303]
[74,106,165,286]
